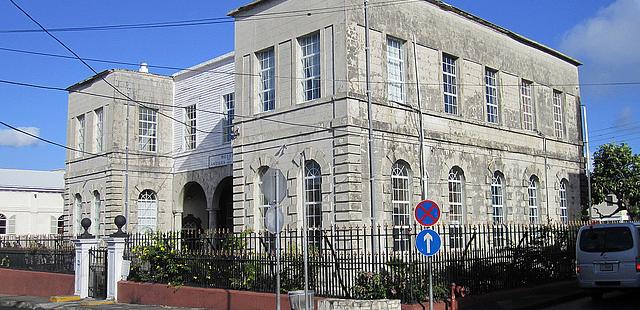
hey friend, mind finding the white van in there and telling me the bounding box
[576,222,640,296]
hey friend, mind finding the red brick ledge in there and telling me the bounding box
[118,281,320,310]
[0,268,74,297]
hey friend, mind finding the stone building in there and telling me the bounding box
[228,0,585,239]
[64,54,234,236]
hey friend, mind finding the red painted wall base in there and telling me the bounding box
[0,268,74,297]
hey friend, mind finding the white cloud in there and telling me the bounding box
[0,127,40,147]
[560,0,640,95]
[562,0,640,64]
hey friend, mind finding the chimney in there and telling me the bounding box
[138,62,149,73]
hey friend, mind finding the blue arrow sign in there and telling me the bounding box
[416,229,442,256]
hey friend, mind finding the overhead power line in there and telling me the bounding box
[8,0,213,135]
[0,0,421,33]
[2,45,640,88]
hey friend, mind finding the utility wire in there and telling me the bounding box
[8,0,214,135]
[0,120,104,157]
[2,45,640,88]
[0,0,421,33]
[0,78,333,135]
[2,76,639,148]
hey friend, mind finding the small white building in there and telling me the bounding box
[0,169,65,235]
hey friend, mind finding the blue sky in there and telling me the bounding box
[0,0,638,170]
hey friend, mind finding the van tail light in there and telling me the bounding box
[636,257,640,272]
[576,262,581,274]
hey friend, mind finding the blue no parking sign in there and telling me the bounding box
[416,229,442,256]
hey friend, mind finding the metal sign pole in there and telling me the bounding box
[428,255,433,310]
[275,172,281,310]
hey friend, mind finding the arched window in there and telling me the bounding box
[0,214,6,235]
[491,172,505,224]
[93,191,101,235]
[448,167,465,249]
[528,176,539,224]
[392,161,411,251]
[448,167,464,224]
[304,160,322,248]
[559,179,568,224]
[137,190,157,233]
[74,194,82,235]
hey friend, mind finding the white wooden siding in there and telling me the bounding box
[173,54,234,173]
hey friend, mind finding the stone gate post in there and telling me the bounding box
[73,218,98,298]
[106,215,128,300]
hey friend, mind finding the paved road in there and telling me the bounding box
[542,290,640,310]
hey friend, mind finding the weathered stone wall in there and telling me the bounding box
[65,70,174,235]
[231,0,584,230]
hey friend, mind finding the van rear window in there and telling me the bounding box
[579,227,634,253]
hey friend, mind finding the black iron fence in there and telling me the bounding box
[124,223,582,302]
[0,235,75,274]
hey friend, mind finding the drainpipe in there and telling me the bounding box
[125,100,130,232]
[543,135,550,223]
[581,105,592,221]
[412,36,427,201]
[364,0,377,251]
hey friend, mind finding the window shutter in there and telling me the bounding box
[7,215,16,235]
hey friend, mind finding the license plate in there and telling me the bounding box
[600,264,614,271]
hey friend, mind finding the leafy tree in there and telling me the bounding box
[590,143,640,220]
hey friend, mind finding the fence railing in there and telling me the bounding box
[0,234,75,274]
[123,223,582,302]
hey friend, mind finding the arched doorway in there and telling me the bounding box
[212,177,233,230]
[181,182,208,233]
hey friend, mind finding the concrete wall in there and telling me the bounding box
[231,0,584,230]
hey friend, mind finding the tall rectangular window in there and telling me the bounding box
[485,69,499,124]
[528,178,539,224]
[299,32,321,101]
[387,37,405,103]
[138,107,157,152]
[94,108,103,152]
[257,49,275,112]
[521,80,534,130]
[560,180,568,224]
[223,93,235,142]
[553,91,564,138]
[184,105,196,150]
[76,115,85,155]
[442,54,458,115]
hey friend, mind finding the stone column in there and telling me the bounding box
[73,238,99,298]
[106,237,126,300]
